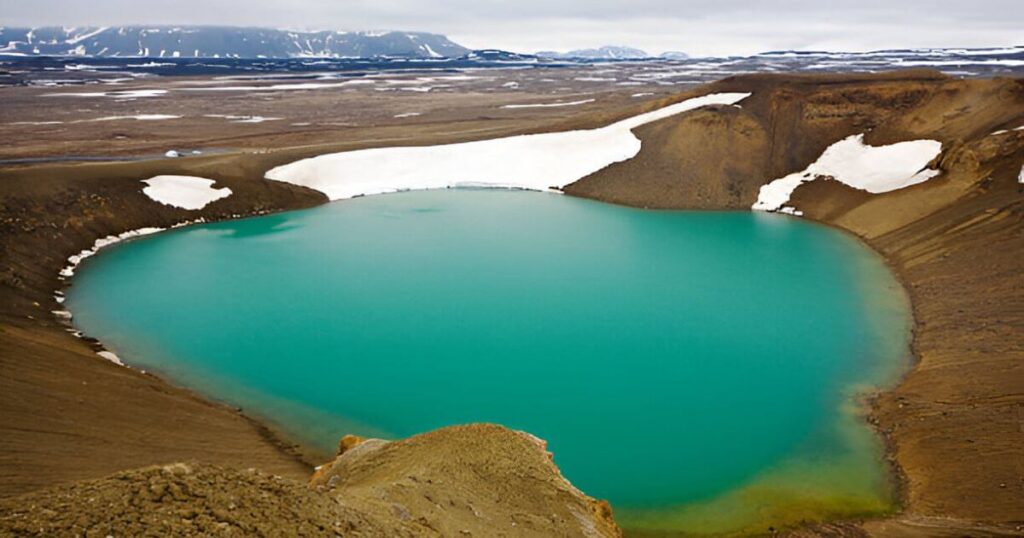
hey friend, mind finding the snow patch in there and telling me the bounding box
[141,176,232,210]
[65,27,110,45]
[265,92,751,201]
[753,134,942,212]
[502,99,596,109]
[43,89,167,99]
[204,114,281,123]
[9,120,65,125]
[111,89,168,99]
[422,43,442,58]
[89,114,180,122]
[97,351,124,366]
[989,125,1024,136]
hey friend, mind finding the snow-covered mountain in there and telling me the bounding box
[537,46,651,60]
[0,26,470,58]
[658,51,690,60]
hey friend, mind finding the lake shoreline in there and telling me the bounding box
[16,172,943,536]
[2,71,1020,536]
[0,162,945,535]
[62,190,913,535]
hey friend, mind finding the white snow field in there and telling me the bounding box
[141,176,233,210]
[265,92,751,201]
[753,134,942,213]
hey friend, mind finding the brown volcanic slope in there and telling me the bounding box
[0,157,329,495]
[570,71,1024,531]
[0,71,1021,536]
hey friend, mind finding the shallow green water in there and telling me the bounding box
[67,190,910,534]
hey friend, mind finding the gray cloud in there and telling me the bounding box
[1,0,1021,55]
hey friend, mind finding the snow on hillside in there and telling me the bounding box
[753,134,943,213]
[141,176,233,210]
[265,92,751,200]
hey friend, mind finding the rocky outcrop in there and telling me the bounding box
[565,104,771,208]
[0,426,622,538]
[310,425,620,538]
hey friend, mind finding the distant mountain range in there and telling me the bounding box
[537,46,647,60]
[536,46,689,60]
[0,26,470,59]
[0,27,690,60]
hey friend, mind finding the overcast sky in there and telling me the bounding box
[2,0,1021,56]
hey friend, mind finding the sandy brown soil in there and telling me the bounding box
[0,70,673,162]
[1,70,1022,536]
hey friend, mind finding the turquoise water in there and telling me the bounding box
[67,190,910,534]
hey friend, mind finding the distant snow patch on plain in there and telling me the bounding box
[753,134,942,212]
[88,114,180,122]
[502,99,595,109]
[265,92,751,201]
[932,46,1024,56]
[9,120,65,125]
[141,176,232,210]
[112,89,170,98]
[43,89,167,98]
[204,114,281,123]
[394,112,422,118]
[896,59,1024,67]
